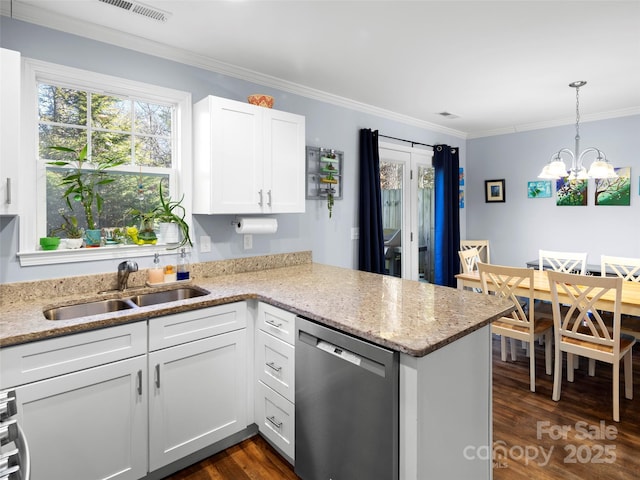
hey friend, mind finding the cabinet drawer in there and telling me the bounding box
[148,302,247,351]
[256,381,294,462]
[257,303,296,345]
[256,330,294,403]
[0,322,146,388]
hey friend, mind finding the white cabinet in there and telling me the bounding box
[148,303,248,470]
[254,302,296,461]
[0,48,20,215]
[0,323,147,480]
[193,95,305,214]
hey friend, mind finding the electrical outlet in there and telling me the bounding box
[243,234,253,250]
[199,235,211,253]
[351,227,359,240]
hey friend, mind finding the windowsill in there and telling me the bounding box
[18,243,182,266]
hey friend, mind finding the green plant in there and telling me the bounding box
[52,210,84,238]
[126,208,158,243]
[46,144,124,230]
[155,181,192,249]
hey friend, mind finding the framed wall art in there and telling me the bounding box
[527,180,552,198]
[485,179,505,203]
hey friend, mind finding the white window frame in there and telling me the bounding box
[17,58,192,266]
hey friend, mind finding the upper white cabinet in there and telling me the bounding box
[193,95,306,214]
[0,48,20,215]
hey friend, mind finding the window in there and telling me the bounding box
[19,59,192,266]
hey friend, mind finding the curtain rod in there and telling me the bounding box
[378,134,457,153]
[378,134,434,148]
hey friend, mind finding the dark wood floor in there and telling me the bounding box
[164,337,640,480]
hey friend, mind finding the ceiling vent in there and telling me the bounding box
[98,0,171,22]
[437,111,460,119]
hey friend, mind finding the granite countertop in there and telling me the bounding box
[0,260,515,357]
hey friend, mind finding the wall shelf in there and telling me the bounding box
[306,146,343,200]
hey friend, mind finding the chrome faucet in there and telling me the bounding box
[117,260,138,291]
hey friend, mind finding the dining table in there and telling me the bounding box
[456,269,640,317]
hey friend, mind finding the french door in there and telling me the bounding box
[379,143,434,282]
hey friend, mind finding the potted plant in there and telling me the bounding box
[52,210,84,249]
[126,209,158,244]
[46,144,123,246]
[39,228,60,251]
[154,181,192,249]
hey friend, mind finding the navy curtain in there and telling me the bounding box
[358,129,385,273]
[433,145,460,287]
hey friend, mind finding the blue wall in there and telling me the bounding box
[2,17,637,284]
[467,115,640,267]
[0,17,463,283]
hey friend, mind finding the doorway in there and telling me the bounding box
[379,143,434,282]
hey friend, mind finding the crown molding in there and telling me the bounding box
[467,107,640,139]
[4,3,468,139]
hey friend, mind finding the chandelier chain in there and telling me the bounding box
[575,85,581,142]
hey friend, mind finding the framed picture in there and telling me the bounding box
[485,179,505,203]
[527,180,551,198]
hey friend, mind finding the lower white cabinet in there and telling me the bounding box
[148,328,247,470]
[254,302,296,462]
[0,323,147,480]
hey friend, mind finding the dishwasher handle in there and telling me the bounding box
[298,329,388,378]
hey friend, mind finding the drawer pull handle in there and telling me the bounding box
[267,415,282,429]
[265,318,283,328]
[155,364,161,388]
[137,370,143,396]
[266,361,282,372]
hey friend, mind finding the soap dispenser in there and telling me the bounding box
[148,253,164,284]
[177,248,190,281]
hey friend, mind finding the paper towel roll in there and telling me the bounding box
[235,217,278,234]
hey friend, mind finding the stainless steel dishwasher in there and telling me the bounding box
[295,317,399,480]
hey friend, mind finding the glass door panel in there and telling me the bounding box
[380,161,403,278]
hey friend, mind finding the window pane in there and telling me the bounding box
[47,170,169,234]
[135,136,171,167]
[92,131,131,165]
[91,94,131,131]
[38,84,87,125]
[39,125,87,160]
[135,101,171,136]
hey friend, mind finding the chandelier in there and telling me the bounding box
[538,81,616,181]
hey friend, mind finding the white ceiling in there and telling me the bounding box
[4,0,640,138]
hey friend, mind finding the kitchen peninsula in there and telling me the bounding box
[0,252,514,480]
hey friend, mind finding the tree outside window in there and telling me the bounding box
[39,83,175,236]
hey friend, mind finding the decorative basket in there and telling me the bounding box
[247,94,274,108]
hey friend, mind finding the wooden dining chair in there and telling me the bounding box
[601,254,640,342]
[547,271,636,422]
[538,249,587,275]
[459,247,481,274]
[460,240,490,264]
[478,262,553,392]
[601,255,640,282]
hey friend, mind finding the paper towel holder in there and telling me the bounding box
[232,216,278,235]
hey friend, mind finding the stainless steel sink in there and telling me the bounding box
[43,298,137,320]
[43,286,210,320]
[129,287,209,307]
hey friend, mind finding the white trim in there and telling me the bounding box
[17,243,184,267]
[19,57,192,266]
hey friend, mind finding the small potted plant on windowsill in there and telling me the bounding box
[46,144,124,247]
[39,229,60,251]
[154,182,192,249]
[126,209,158,245]
[52,210,84,249]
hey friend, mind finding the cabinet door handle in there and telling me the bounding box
[267,189,272,207]
[267,415,282,429]
[155,364,161,388]
[5,178,11,205]
[137,370,143,396]
[258,189,263,206]
[266,361,282,372]
[265,318,283,328]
